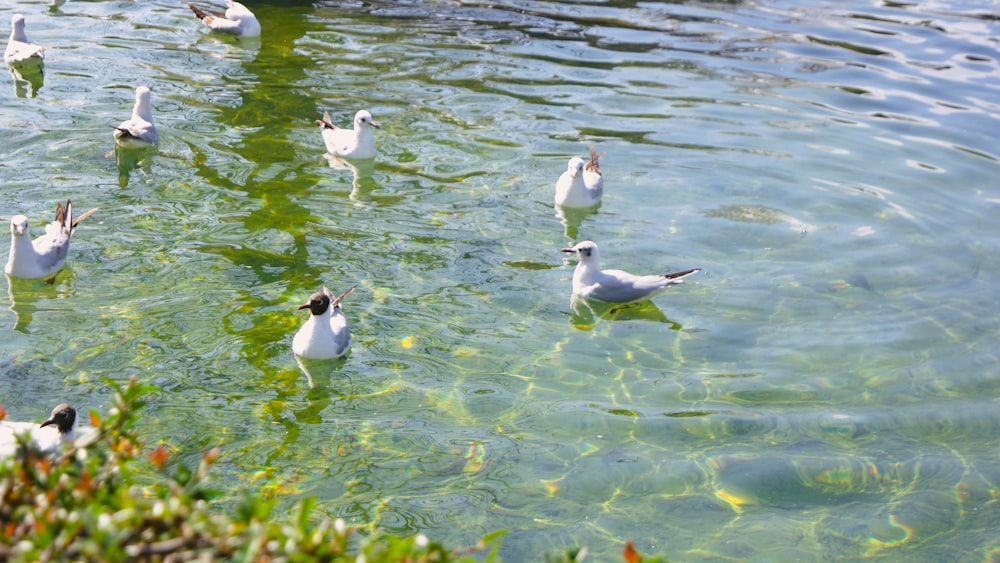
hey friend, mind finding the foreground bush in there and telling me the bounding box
[0,377,503,562]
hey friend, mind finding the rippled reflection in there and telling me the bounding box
[1,0,999,560]
[7,61,44,98]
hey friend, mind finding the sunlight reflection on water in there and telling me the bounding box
[1,0,999,559]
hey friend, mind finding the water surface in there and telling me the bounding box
[2,0,999,560]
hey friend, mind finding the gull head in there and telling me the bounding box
[354,110,379,130]
[298,291,331,316]
[566,156,585,177]
[135,86,152,108]
[10,215,28,237]
[10,14,28,41]
[39,403,77,435]
[562,240,600,262]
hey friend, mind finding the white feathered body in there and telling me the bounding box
[0,405,79,457]
[114,86,158,147]
[190,1,260,37]
[293,287,355,359]
[565,241,699,304]
[4,14,45,65]
[317,110,378,159]
[555,149,603,208]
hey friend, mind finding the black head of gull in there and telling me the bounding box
[39,403,76,435]
[298,292,331,316]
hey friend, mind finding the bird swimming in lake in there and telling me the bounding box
[293,286,356,359]
[6,199,98,282]
[315,110,379,160]
[188,1,260,37]
[113,86,158,147]
[555,147,603,208]
[561,240,699,304]
[0,403,80,457]
[4,14,45,65]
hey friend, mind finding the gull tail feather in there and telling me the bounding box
[586,146,604,175]
[663,268,701,282]
[315,111,337,130]
[323,285,357,310]
[114,127,144,141]
[72,207,98,229]
[188,3,223,21]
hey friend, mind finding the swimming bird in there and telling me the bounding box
[6,199,98,281]
[561,240,699,304]
[555,147,603,208]
[113,86,158,147]
[4,14,45,65]
[188,1,260,37]
[293,285,356,359]
[316,110,379,160]
[0,403,79,457]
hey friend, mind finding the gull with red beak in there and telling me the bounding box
[562,240,699,304]
[6,199,97,281]
[555,146,603,208]
[188,1,261,37]
[293,286,357,359]
[114,86,158,148]
[316,110,379,160]
[0,403,79,457]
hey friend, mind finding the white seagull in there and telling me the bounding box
[316,110,379,160]
[4,14,46,65]
[114,86,158,147]
[6,199,98,281]
[0,403,80,457]
[188,1,261,38]
[293,285,356,359]
[555,147,603,208]
[562,240,700,304]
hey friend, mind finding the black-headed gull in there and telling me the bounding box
[188,1,261,38]
[316,110,379,160]
[293,286,356,359]
[4,14,45,65]
[555,147,603,208]
[562,240,700,304]
[0,403,79,457]
[6,199,97,281]
[114,86,158,147]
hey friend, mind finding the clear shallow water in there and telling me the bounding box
[2,0,999,560]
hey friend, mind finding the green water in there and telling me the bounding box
[3,0,999,560]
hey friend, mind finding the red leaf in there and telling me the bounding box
[623,541,642,563]
[148,446,169,468]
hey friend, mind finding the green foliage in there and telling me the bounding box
[0,377,504,562]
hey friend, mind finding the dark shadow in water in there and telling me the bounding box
[569,293,682,329]
[555,203,600,240]
[8,61,44,98]
[6,273,72,333]
[182,5,361,434]
[295,354,350,389]
[326,155,378,202]
[113,145,156,187]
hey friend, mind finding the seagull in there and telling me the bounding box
[316,110,379,160]
[4,14,46,65]
[293,285,356,359]
[188,1,261,38]
[0,403,80,457]
[113,86,158,147]
[6,199,98,281]
[555,147,603,208]
[561,240,700,304]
